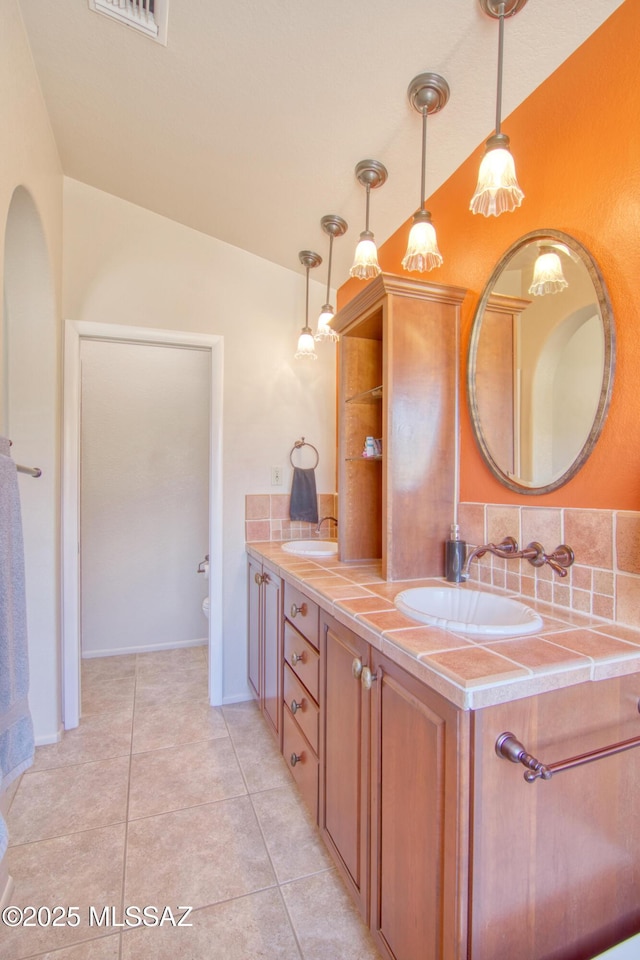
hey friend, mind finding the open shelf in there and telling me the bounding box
[346,386,383,405]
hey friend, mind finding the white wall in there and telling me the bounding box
[0,1,63,744]
[62,178,336,701]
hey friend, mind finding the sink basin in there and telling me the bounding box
[394,586,543,637]
[281,539,338,558]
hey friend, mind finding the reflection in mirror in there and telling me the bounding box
[468,230,615,494]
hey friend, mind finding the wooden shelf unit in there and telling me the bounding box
[332,273,467,581]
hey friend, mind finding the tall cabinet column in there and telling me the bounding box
[332,274,467,580]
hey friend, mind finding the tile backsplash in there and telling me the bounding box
[459,502,640,629]
[245,493,338,543]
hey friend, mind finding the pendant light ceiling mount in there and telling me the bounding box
[479,0,528,18]
[354,159,388,193]
[299,250,322,271]
[321,214,348,240]
[407,71,450,117]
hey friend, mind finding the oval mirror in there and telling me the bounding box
[467,230,615,494]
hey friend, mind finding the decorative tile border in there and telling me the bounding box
[245,493,337,543]
[459,502,640,630]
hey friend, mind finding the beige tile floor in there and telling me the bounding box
[3,646,380,960]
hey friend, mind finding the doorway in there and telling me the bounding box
[62,321,223,728]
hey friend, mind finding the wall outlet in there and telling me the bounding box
[271,465,283,486]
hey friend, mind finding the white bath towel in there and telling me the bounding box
[0,437,34,858]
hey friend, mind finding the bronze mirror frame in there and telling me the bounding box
[467,229,616,495]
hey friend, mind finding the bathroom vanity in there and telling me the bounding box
[246,541,640,960]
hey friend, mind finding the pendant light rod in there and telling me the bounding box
[495,3,505,133]
[420,108,428,210]
[319,214,347,305]
[299,249,322,332]
[407,72,450,212]
[478,0,529,134]
[354,160,387,237]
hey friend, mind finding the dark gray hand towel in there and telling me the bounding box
[289,467,319,523]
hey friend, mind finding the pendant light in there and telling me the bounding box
[402,72,449,273]
[315,214,348,341]
[350,159,388,280]
[294,250,322,360]
[470,0,527,218]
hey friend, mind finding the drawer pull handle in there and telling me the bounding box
[361,665,378,691]
[352,658,363,680]
[290,651,306,665]
[291,602,307,619]
[496,730,640,783]
[290,752,303,767]
[290,699,304,715]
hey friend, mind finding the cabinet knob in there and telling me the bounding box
[290,602,307,619]
[263,572,271,584]
[290,752,303,767]
[290,699,304,715]
[254,572,264,585]
[352,658,363,680]
[290,651,306,665]
[361,665,378,691]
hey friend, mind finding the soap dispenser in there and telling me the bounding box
[445,524,466,583]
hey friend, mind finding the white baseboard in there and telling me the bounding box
[222,693,254,705]
[0,869,14,910]
[82,638,207,659]
[34,724,64,747]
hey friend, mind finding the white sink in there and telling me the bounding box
[394,586,543,638]
[281,539,338,558]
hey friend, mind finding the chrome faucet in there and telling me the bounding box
[316,516,337,535]
[462,537,574,580]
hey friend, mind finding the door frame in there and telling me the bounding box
[62,320,224,728]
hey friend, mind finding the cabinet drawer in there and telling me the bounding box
[283,705,318,821]
[284,621,319,701]
[284,581,319,649]
[283,662,319,753]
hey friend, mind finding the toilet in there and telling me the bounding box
[199,556,210,620]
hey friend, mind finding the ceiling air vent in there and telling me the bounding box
[89,0,168,45]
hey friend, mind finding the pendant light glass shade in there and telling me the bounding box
[295,329,318,359]
[315,214,347,340]
[470,135,524,217]
[294,250,322,360]
[316,305,338,342]
[402,72,449,273]
[351,233,381,280]
[529,249,568,296]
[471,0,527,218]
[402,214,443,272]
[350,160,387,280]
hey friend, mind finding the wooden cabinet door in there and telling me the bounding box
[369,650,469,960]
[319,614,370,918]
[247,556,262,702]
[262,569,282,740]
[470,677,640,960]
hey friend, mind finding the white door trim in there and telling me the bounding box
[62,320,224,728]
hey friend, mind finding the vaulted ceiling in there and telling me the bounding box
[17,0,625,284]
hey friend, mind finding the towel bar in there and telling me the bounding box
[17,464,41,478]
[496,728,640,782]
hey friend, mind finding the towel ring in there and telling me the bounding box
[290,437,319,469]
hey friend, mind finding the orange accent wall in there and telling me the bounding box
[338,0,640,510]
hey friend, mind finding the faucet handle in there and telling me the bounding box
[525,541,574,577]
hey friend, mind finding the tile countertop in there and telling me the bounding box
[247,541,640,711]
